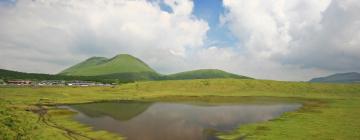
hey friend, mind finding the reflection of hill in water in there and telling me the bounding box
[70,101,152,121]
[69,102,301,140]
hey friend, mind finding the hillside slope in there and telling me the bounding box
[310,72,360,83]
[0,69,159,83]
[0,69,118,83]
[2,54,252,82]
[162,69,252,80]
[59,55,252,81]
[59,54,156,76]
[0,69,64,80]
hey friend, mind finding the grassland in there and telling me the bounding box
[1,79,360,140]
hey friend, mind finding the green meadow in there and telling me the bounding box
[1,79,360,140]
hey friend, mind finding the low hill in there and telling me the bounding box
[162,69,252,80]
[0,69,125,83]
[0,69,63,80]
[59,54,252,81]
[59,54,157,76]
[0,68,252,83]
[1,54,252,83]
[310,72,360,83]
[0,69,81,80]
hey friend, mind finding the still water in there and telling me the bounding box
[64,101,301,140]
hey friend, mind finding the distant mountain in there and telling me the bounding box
[59,54,156,76]
[309,72,360,83]
[163,69,252,80]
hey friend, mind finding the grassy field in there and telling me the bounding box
[1,79,360,140]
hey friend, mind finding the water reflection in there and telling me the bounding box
[65,101,301,140]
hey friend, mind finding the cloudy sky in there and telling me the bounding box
[0,0,359,81]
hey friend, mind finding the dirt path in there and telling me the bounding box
[30,102,96,140]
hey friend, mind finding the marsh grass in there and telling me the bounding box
[1,79,360,139]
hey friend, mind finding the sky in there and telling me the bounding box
[0,0,359,81]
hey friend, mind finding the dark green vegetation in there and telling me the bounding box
[0,69,82,81]
[310,72,360,83]
[1,79,360,140]
[0,69,118,83]
[164,69,252,80]
[1,54,251,83]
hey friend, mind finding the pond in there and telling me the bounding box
[64,101,301,140]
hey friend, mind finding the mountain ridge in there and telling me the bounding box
[309,72,360,83]
[164,69,252,80]
[1,54,252,82]
[59,54,156,76]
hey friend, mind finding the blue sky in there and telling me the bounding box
[192,0,237,47]
[0,0,16,6]
[157,0,238,47]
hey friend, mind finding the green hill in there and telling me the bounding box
[0,68,160,83]
[59,54,251,81]
[1,54,252,83]
[0,69,65,80]
[0,69,117,83]
[310,72,360,83]
[163,69,252,80]
[59,54,157,76]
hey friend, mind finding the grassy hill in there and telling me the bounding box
[57,54,252,81]
[0,69,69,80]
[0,69,116,83]
[0,68,250,83]
[163,69,252,80]
[59,54,157,76]
[310,72,360,83]
[0,68,162,83]
[1,54,252,83]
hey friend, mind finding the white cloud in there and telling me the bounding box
[222,0,332,58]
[220,0,360,80]
[0,0,359,81]
[163,0,193,16]
[0,0,208,73]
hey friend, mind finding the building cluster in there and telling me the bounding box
[0,79,113,87]
[6,80,33,85]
